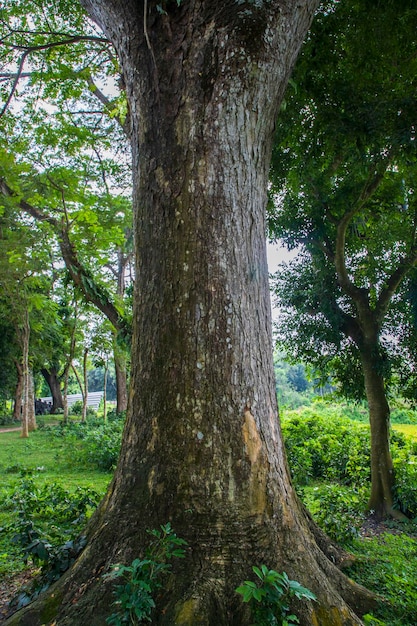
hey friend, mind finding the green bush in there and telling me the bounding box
[393,449,417,518]
[308,484,367,544]
[1,473,102,607]
[69,401,97,417]
[105,523,187,625]
[391,407,417,424]
[0,414,19,426]
[281,409,371,487]
[52,416,124,471]
[236,566,316,626]
[70,400,83,415]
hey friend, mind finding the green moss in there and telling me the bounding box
[175,598,203,625]
[40,588,64,622]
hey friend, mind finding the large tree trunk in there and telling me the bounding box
[41,367,64,413]
[5,2,376,624]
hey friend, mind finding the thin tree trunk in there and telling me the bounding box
[27,367,37,432]
[82,348,88,421]
[19,309,30,439]
[103,359,108,422]
[13,360,23,422]
[113,335,128,413]
[63,304,78,423]
[41,367,64,413]
[361,347,402,519]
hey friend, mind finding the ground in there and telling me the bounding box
[0,518,408,624]
[0,569,38,622]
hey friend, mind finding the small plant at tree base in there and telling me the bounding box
[236,565,316,626]
[105,523,188,625]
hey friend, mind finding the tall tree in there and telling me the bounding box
[269,0,417,518]
[0,0,133,409]
[5,2,375,625]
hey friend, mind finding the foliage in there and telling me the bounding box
[392,446,417,518]
[0,0,134,389]
[53,416,124,471]
[306,484,367,544]
[105,523,187,625]
[0,472,101,605]
[236,565,316,626]
[281,407,371,487]
[69,400,96,417]
[270,0,417,401]
[282,405,417,528]
[0,429,111,578]
[346,533,417,626]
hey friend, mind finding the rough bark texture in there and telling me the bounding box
[360,345,401,519]
[27,368,37,432]
[113,333,128,413]
[5,1,376,624]
[12,361,23,422]
[41,368,64,413]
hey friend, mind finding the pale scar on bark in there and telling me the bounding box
[242,406,262,464]
[242,406,268,514]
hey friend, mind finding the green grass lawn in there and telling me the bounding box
[1,414,417,625]
[0,429,112,491]
[392,423,417,440]
[0,428,113,579]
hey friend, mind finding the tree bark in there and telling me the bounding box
[5,2,376,624]
[41,367,64,413]
[82,348,88,421]
[12,360,23,422]
[113,332,128,413]
[16,307,31,438]
[27,367,37,432]
[360,346,402,519]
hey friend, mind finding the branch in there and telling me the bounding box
[377,247,417,321]
[0,49,29,117]
[86,74,129,133]
[0,33,109,117]
[0,179,131,336]
[334,156,394,305]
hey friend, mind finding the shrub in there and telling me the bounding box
[105,523,187,625]
[1,473,102,607]
[52,417,124,471]
[392,449,417,518]
[308,484,367,544]
[281,409,371,487]
[236,566,316,626]
[70,400,83,415]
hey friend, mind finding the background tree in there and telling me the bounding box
[0,0,133,411]
[269,0,417,518]
[0,202,53,435]
[4,2,376,625]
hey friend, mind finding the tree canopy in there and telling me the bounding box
[270,0,417,516]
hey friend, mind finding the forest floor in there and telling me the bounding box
[0,568,37,622]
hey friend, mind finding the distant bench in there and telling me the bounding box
[40,392,104,412]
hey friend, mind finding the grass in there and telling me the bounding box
[1,408,417,625]
[392,423,417,440]
[0,426,113,578]
[346,532,417,626]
